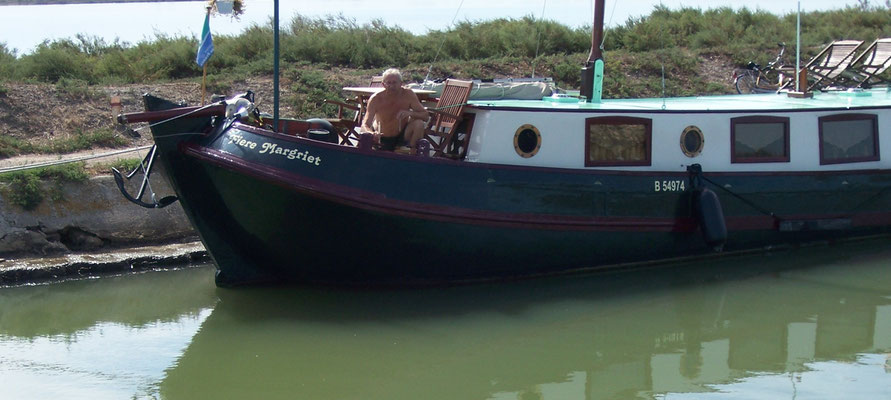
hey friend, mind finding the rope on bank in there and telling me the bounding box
[0,145,153,174]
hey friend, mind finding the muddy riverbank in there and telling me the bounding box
[0,240,208,286]
[0,170,206,284]
[0,172,195,253]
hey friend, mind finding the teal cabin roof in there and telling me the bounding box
[469,88,891,112]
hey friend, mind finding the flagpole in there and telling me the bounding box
[202,6,210,106]
[273,0,280,131]
[202,65,207,106]
[795,1,801,92]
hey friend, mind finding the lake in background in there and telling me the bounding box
[1,237,890,399]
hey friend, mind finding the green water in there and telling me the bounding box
[1,239,891,400]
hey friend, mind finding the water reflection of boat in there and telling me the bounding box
[160,240,891,399]
[118,1,891,286]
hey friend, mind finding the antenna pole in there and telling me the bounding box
[795,1,801,92]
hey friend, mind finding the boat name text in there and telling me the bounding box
[655,180,685,192]
[227,133,322,166]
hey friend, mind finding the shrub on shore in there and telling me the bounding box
[4,7,889,88]
[0,163,88,210]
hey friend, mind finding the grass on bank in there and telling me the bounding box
[1,6,889,88]
[89,157,143,176]
[0,129,127,158]
[0,162,89,210]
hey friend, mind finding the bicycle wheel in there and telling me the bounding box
[735,71,756,94]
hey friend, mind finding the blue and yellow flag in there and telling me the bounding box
[196,13,214,67]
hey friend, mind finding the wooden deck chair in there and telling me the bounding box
[323,76,386,144]
[322,98,360,145]
[845,38,891,88]
[422,79,473,158]
[800,40,863,91]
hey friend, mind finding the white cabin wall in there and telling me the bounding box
[465,108,891,173]
[650,113,725,172]
[465,109,587,169]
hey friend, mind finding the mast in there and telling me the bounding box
[273,0,280,129]
[580,0,605,103]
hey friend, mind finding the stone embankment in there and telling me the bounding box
[0,169,206,284]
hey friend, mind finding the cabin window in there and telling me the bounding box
[819,114,879,164]
[514,124,542,158]
[585,116,652,167]
[731,116,790,163]
[680,125,704,157]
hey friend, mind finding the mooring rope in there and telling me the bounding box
[427,102,471,112]
[697,173,779,220]
[0,101,224,174]
[0,145,154,174]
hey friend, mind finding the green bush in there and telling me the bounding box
[46,129,127,154]
[288,68,344,117]
[432,17,587,61]
[0,135,34,158]
[280,15,418,68]
[94,48,137,84]
[1,7,891,91]
[18,40,95,83]
[40,162,89,182]
[0,43,15,79]
[128,35,202,81]
[0,162,88,210]
[2,172,43,210]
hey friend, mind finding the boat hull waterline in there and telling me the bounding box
[136,94,891,286]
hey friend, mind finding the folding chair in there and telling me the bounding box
[323,76,385,145]
[322,98,361,145]
[421,79,473,158]
[844,38,891,88]
[798,40,863,91]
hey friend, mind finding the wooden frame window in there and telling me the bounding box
[730,116,790,163]
[819,114,879,165]
[585,116,652,167]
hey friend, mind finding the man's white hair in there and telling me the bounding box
[382,68,403,81]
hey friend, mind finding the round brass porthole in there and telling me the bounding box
[514,124,542,158]
[680,125,704,157]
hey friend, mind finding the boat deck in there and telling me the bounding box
[469,88,891,112]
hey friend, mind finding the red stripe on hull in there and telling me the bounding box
[184,144,891,234]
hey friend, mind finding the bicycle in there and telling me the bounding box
[733,43,793,94]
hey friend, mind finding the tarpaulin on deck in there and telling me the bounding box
[407,81,555,100]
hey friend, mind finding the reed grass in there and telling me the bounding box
[4,7,887,86]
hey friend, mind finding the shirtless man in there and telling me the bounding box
[360,68,428,151]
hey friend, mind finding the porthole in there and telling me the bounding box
[680,125,704,157]
[514,124,542,158]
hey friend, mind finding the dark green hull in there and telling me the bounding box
[140,96,891,286]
